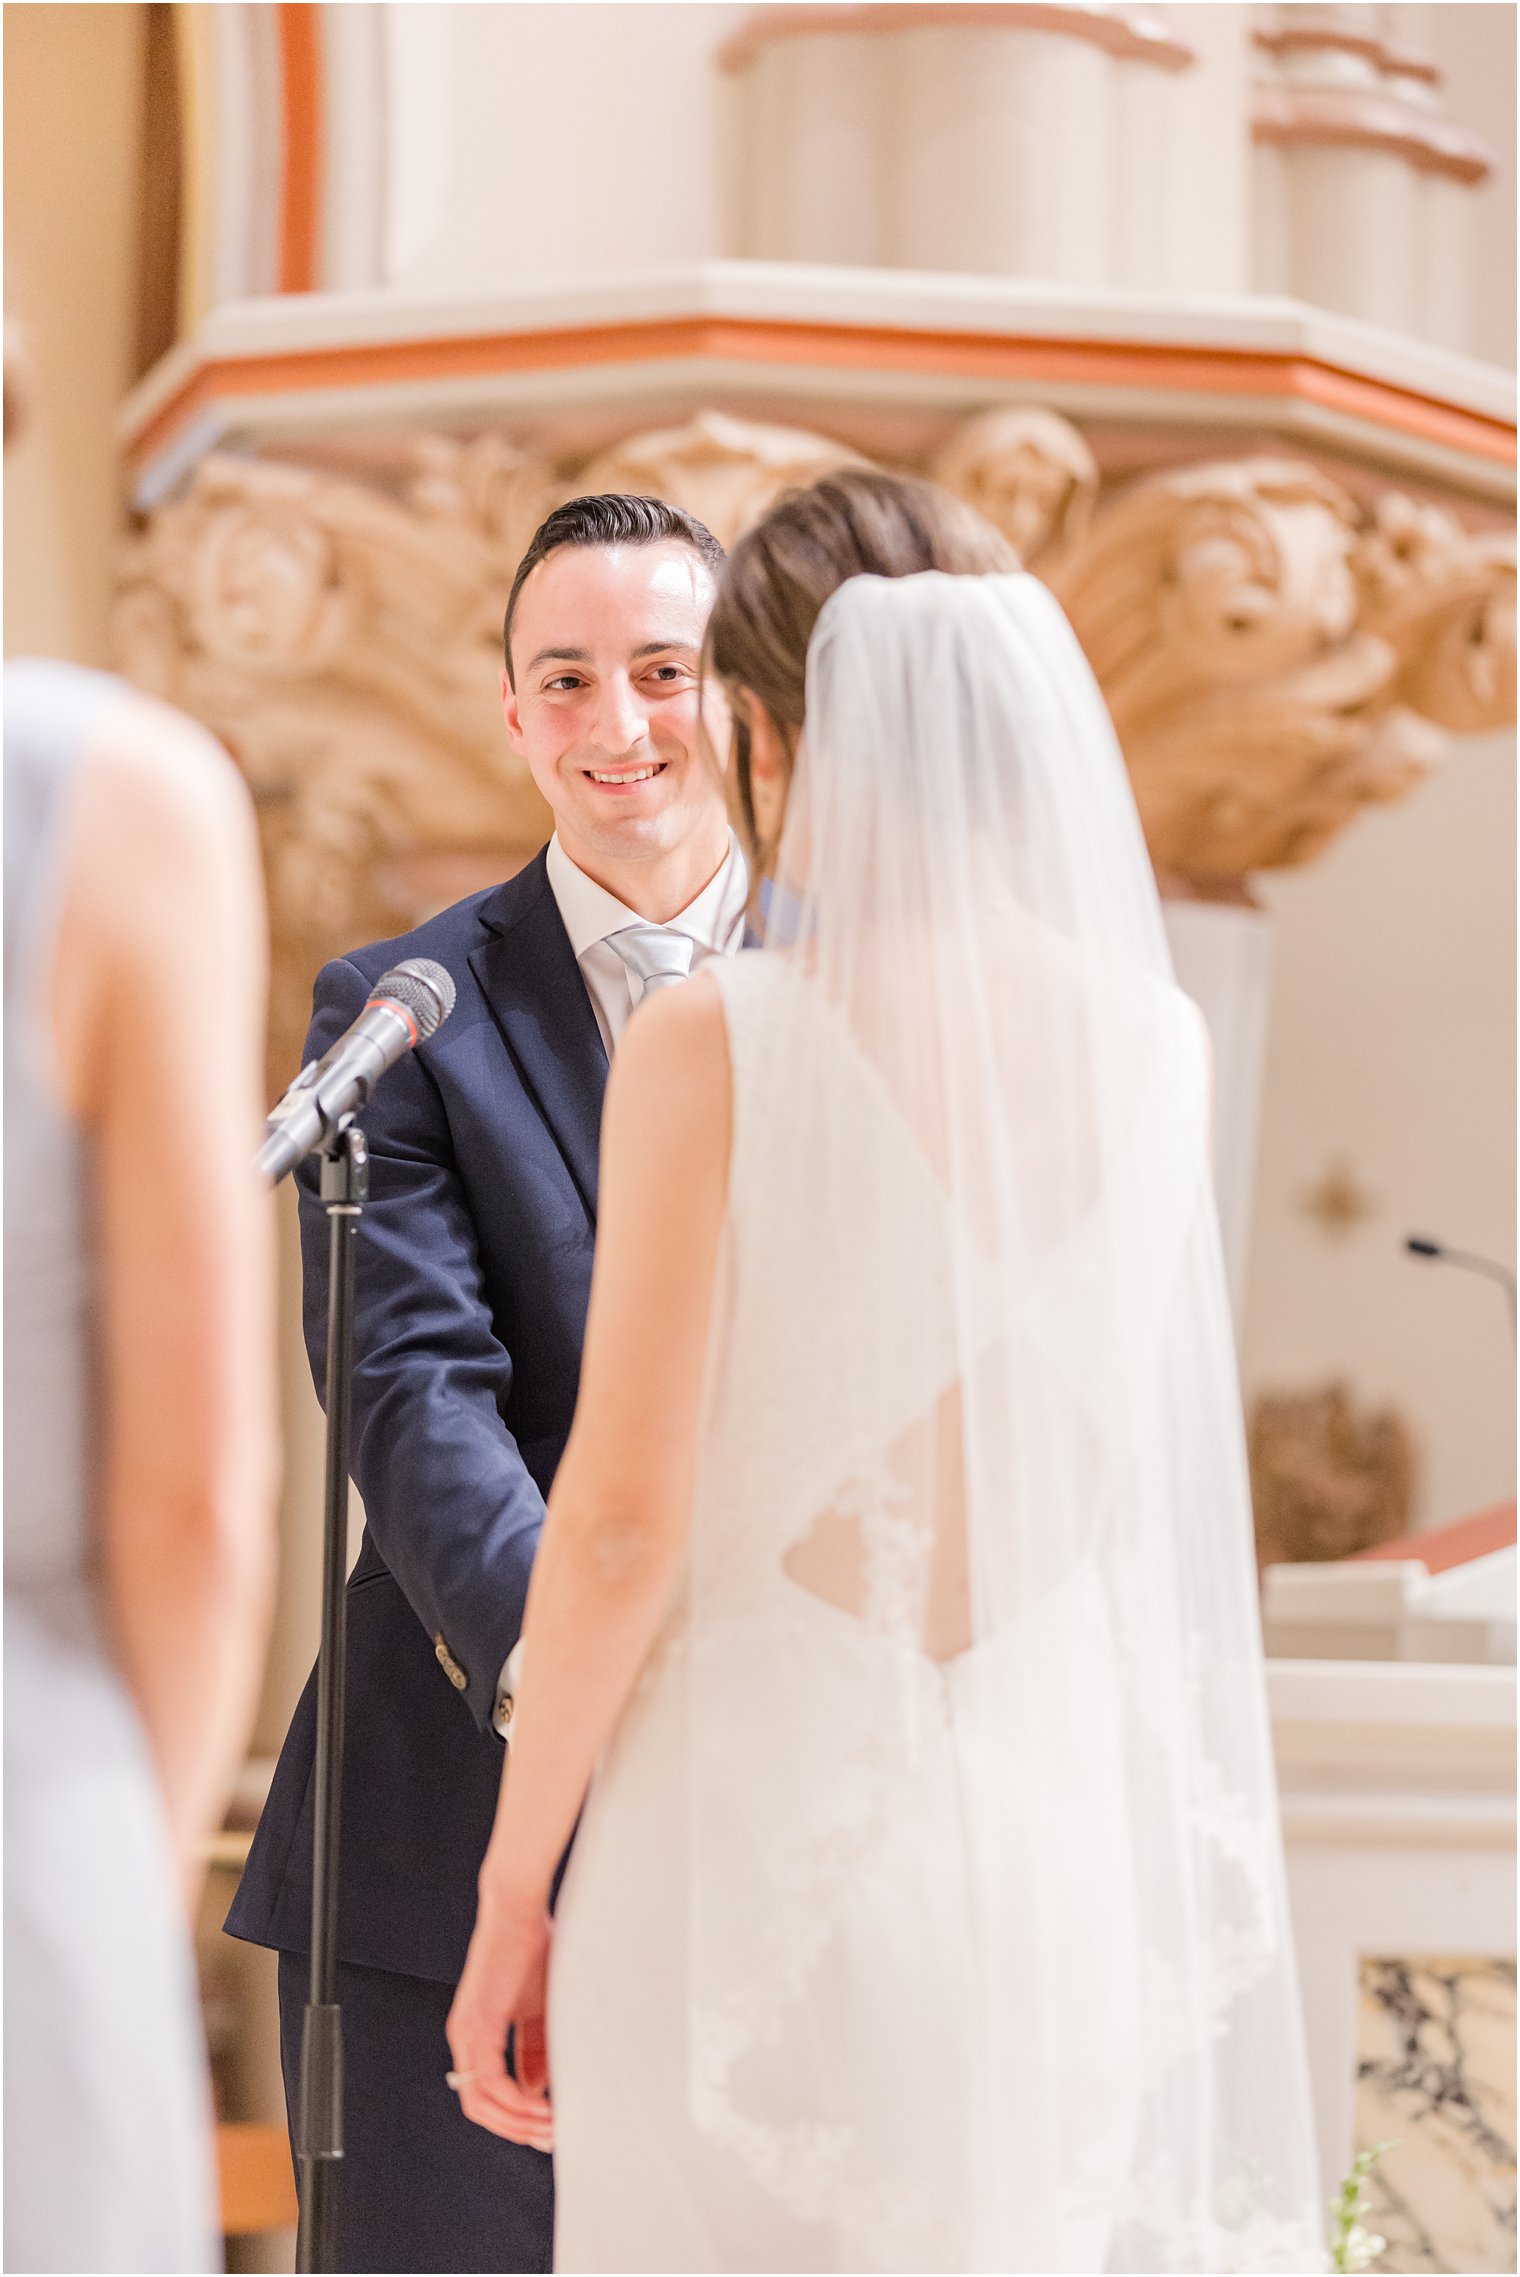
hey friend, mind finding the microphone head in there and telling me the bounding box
[371,957,456,1043]
[1405,1235,1443,1258]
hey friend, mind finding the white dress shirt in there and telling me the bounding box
[544,829,750,1056]
[493,830,749,1738]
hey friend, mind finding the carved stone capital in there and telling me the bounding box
[1351,493,1517,737]
[575,409,864,549]
[930,405,1098,570]
[114,412,1515,1071]
[113,445,557,1087]
[1051,455,1514,884]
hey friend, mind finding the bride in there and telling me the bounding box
[446,470,1323,2274]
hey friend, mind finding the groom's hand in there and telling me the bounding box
[446,1889,554,2151]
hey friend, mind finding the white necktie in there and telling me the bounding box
[607,924,696,1007]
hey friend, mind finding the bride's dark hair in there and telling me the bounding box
[707,467,1014,874]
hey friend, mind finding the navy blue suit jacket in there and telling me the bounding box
[227,849,607,1986]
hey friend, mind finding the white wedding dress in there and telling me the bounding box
[551,952,1125,2273]
[548,574,1323,2275]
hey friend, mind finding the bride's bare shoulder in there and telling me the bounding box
[602,970,733,1155]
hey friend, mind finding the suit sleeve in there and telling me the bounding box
[296,953,542,1735]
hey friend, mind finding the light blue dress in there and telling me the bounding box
[4,660,218,2273]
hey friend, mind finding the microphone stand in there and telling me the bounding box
[295,1119,369,2274]
[1405,1234,1517,1341]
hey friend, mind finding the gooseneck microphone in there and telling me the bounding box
[258,958,456,1186]
[1404,1233,1517,1337]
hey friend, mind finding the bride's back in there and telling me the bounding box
[551,478,1321,2277]
[700,915,1203,1675]
[666,920,1197,2272]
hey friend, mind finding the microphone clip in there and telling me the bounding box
[318,1120,369,1209]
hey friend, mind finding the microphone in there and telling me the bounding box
[258,958,456,1186]
[1404,1233,1517,1337]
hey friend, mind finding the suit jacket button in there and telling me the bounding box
[433,1633,469,1692]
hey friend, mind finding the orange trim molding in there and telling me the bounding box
[277,4,323,293]
[1254,83,1492,186]
[124,315,1519,483]
[718,3,1194,75]
[1353,1501,1517,1575]
[1254,23,1442,90]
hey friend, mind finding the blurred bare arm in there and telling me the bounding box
[51,692,279,1903]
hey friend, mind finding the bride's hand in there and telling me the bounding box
[446,1882,554,2150]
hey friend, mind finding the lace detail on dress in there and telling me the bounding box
[688,1576,958,2271]
[681,960,973,2264]
[1104,2166,1325,2274]
[671,953,1319,2273]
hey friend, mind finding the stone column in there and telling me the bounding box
[735,25,888,267]
[1252,5,1492,352]
[723,5,1197,287]
[1162,900,1274,1322]
[887,15,1122,284]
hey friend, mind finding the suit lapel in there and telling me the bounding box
[469,850,608,1221]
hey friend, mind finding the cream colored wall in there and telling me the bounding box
[1242,734,1517,1528]
[3,2,145,665]
[1237,2,1517,1530]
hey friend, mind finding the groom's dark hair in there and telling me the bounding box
[503,493,726,686]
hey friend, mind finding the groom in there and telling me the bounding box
[227,493,744,2272]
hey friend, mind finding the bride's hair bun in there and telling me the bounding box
[706,469,1013,870]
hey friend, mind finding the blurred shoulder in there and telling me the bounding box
[45,682,268,1111]
[78,681,258,866]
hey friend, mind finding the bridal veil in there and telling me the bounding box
[682,570,1324,2272]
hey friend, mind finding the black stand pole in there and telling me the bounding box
[295,1122,368,2274]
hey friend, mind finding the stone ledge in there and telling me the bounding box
[120,264,1517,512]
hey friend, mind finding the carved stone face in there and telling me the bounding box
[967,447,1077,562]
[500,539,727,882]
[189,501,350,672]
[930,405,1098,568]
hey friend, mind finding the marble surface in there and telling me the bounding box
[1355,1956,1517,2274]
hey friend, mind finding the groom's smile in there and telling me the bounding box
[500,535,729,905]
[584,761,667,790]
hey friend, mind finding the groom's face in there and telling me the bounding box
[501,540,723,875]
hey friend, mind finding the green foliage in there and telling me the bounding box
[1328,2142,1396,2273]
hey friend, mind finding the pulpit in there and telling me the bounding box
[1266,1505,1517,2270]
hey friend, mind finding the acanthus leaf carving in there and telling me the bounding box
[1351,492,1517,736]
[112,410,1515,1077]
[113,448,558,1089]
[575,409,864,548]
[1050,455,1513,886]
[405,431,559,572]
[930,404,1099,569]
